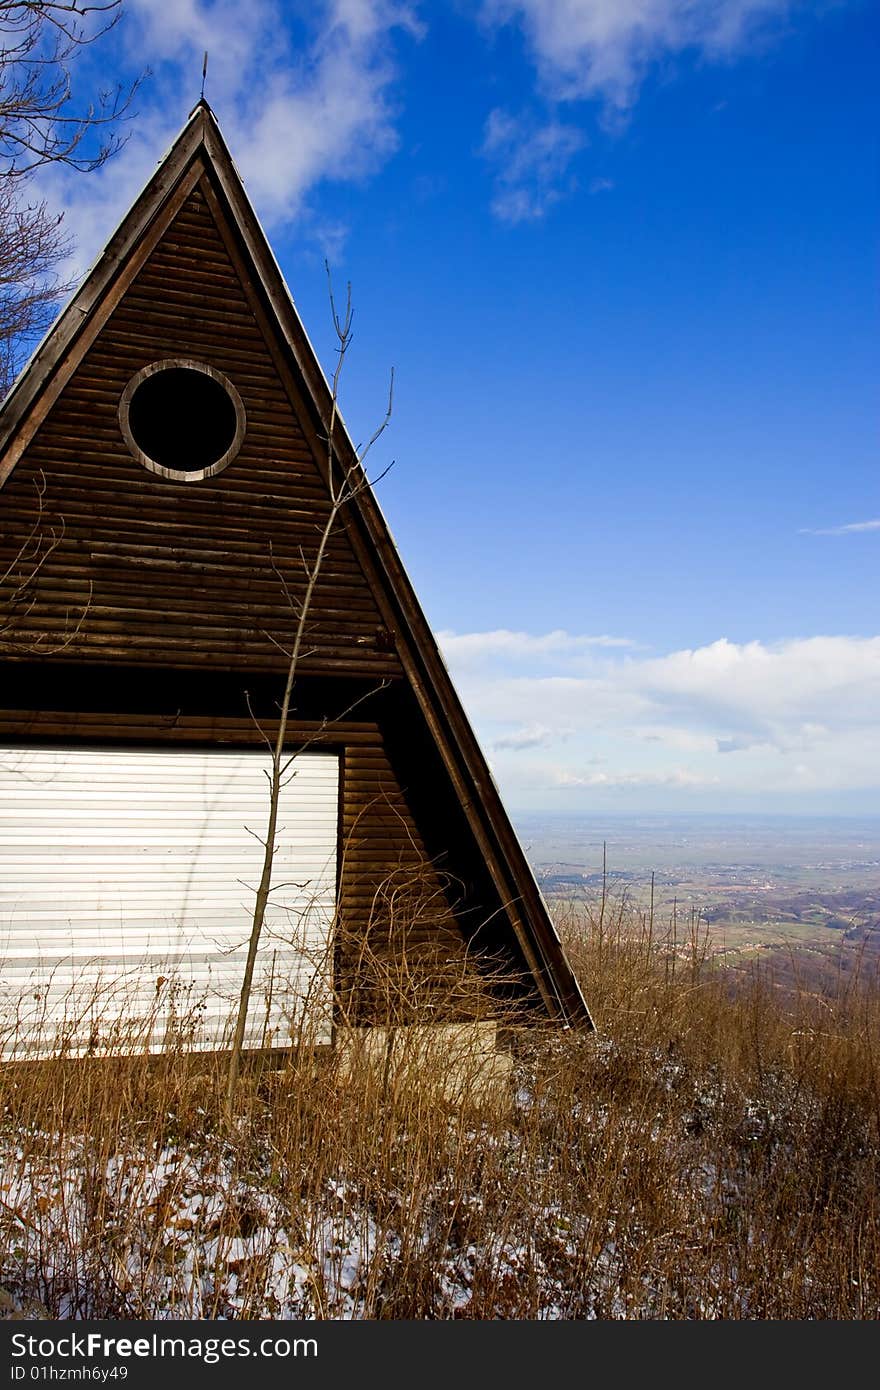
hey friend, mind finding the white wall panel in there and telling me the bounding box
[0,747,339,1056]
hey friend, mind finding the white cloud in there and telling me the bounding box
[480,108,585,221]
[439,629,880,807]
[634,636,880,732]
[493,722,572,750]
[478,0,804,219]
[483,1,798,113]
[34,0,419,276]
[557,766,718,789]
[801,519,880,536]
[438,627,635,661]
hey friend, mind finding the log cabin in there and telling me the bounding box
[0,102,591,1059]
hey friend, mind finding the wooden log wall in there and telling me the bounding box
[0,187,400,678]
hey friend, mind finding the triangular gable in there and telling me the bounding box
[0,103,592,1028]
[1,179,395,674]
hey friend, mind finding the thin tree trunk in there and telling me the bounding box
[225,268,392,1118]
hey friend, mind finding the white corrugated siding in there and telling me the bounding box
[0,746,339,1057]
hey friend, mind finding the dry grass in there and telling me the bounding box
[0,894,877,1319]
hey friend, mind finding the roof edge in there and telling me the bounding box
[0,105,212,483]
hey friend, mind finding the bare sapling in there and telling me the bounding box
[225,265,393,1116]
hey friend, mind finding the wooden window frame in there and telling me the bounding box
[118,358,247,482]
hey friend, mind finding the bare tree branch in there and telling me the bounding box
[0,3,142,176]
[0,3,145,395]
[0,171,71,393]
[225,275,394,1116]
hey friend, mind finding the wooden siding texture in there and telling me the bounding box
[0,186,401,679]
[338,741,473,1022]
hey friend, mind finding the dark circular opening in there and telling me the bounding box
[126,366,239,473]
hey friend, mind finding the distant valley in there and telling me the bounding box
[516,813,880,995]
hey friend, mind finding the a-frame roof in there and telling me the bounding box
[0,101,592,1028]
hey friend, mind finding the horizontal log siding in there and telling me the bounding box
[0,708,472,1024]
[0,189,400,678]
[337,743,475,1023]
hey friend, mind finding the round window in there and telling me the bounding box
[118,360,246,480]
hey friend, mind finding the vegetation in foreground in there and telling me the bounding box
[0,898,877,1320]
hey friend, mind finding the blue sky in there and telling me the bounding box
[32,1,878,815]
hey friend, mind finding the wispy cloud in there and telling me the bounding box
[34,0,420,274]
[34,1,834,246]
[477,0,805,219]
[801,519,880,536]
[480,108,585,221]
[493,722,572,751]
[438,627,635,660]
[482,1,799,114]
[556,767,718,789]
